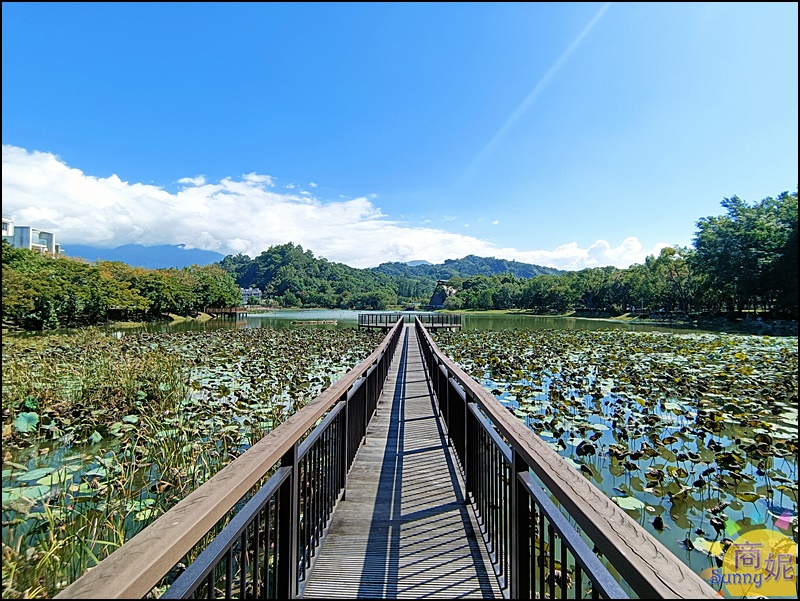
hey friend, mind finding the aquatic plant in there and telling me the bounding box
[2,326,383,598]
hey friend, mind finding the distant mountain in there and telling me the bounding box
[372,254,563,280]
[405,260,432,266]
[61,244,225,269]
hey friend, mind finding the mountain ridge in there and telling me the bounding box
[61,244,562,279]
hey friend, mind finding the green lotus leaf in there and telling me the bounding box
[13,412,39,433]
[36,468,71,487]
[15,467,56,482]
[613,496,646,511]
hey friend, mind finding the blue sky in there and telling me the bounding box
[2,2,797,270]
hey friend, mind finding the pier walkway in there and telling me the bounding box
[303,325,501,598]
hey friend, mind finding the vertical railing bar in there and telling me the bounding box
[322,428,329,527]
[308,443,315,567]
[314,433,321,552]
[308,439,315,566]
[297,456,305,581]
[548,523,555,601]
[501,456,507,584]
[276,444,298,599]
[239,529,247,600]
[253,509,261,597]
[205,569,215,599]
[560,538,568,600]
[539,508,545,601]
[490,438,496,557]
[272,496,278,597]
[492,443,498,563]
[264,500,271,598]
[309,440,315,564]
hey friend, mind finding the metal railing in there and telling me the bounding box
[415,312,461,327]
[56,318,404,600]
[358,312,461,327]
[357,312,404,328]
[415,317,718,600]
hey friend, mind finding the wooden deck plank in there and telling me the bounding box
[302,325,501,599]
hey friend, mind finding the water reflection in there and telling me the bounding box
[101,310,715,337]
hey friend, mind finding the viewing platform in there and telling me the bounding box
[358,312,462,332]
[204,306,248,318]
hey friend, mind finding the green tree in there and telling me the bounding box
[648,246,696,313]
[693,192,797,314]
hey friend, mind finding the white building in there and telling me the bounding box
[2,217,61,255]
[241,287,262,305]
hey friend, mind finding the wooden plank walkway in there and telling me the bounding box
[302,325,501,599]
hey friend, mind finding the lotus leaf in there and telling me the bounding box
[613,496,646,511]
[13,412,39,433]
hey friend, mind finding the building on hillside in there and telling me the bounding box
[428,280,458,309]
[241,287,262,306]
[2,217,61,255]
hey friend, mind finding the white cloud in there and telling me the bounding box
[492,220,499,225]
[308,182,318,188]
[177,175,206,186]
[242,173,274,187]
[1,145,671,270]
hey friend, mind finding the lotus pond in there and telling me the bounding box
[3,317,797,598]
[432,328,798,594]
[1,326,384,598]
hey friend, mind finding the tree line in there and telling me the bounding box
[1,246,241,330]
[436,191,797,318]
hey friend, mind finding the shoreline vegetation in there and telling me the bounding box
[441,308,800,336]
[4,307,796,337]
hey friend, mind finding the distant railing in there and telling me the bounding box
[357,313,404,328]
[56,318,404,600]
[415,317,718,600]
[415,312,461,328]
[358,312,461,328]
[204,307,247,317]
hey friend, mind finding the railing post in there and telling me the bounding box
[277,443,299,599]
[363,372,369,441]
[341,398,349,501]
[463,389,469,479]
[510,449,531,599]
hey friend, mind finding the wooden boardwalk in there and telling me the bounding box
[303,325,501,599]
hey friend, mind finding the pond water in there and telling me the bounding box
[97,309,715,336]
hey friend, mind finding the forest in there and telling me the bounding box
[2,190,796,330]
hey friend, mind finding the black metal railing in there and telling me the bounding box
[358,312,461,327]
[357,313,404,328]
[415,317,718,600]
[416,312,462,327]
[56,319,403,600]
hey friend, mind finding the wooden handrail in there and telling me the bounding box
[56,318,404,599]
[415,318,718,599]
